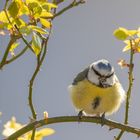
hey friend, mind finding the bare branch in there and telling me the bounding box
[6,116,140,140]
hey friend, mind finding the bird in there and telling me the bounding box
[68,59,125,118]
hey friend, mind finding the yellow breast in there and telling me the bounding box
[69,79,125,116]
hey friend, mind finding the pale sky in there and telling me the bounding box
[1,0,140,140]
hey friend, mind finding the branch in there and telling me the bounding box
[4,1,30,54]
[2,0,86,139]
[53,0,85,19]
[28,26,52,140]
[4,45,29,65]
[124,40,134,124]
[3,0,13,27]
[14,25,34,53]
[28,29,52,118]
[6,116,140,140]
[4,0,10,10]
[0,1,32,69]
[0,37,16,69]
[115,40,135,140]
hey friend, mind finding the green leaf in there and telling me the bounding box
[113,27,129,40]
[28,2,39,10]
[0,22,9,29]
[28,1,42,17]
[122,45,131,52]
[42,3,57,12]
[8,1,19,18]
[39,11,53,18]
[0,23,5,29]
[18,2,30,16]
[0,11,8,22]
[128,30,137,36]
[14,18,26,28]
[29,25,48,34]
[40,18,51,28]
[31,32,41,56]
[137,28,140,37]
[26,0,38,4]
[9,42,20,56]
[34,7,42,17]
[19,26,32,35]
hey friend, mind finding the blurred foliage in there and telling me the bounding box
[2,117,55,140]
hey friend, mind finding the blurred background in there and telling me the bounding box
[1,0,140,139]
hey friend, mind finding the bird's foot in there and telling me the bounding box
[100,112,106,126]
[78,110,84,122]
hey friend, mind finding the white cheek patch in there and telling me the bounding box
[87,66,116,87]
[106,76,115,85]
[87,68,100,85]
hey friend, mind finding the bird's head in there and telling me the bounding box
[87,59,116,87]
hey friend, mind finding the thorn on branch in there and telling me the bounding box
[109,126,115,131]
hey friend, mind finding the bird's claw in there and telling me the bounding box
[78,110,84,122]
[100,112,106,126]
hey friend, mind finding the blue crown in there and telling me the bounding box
[95,59,112,72]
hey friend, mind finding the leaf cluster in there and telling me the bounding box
[114,27,140,53]
[0,0,57,56]
[0,0,86,140]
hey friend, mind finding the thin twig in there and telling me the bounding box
[53,0,85,19]
[115,40,134,140]
[6,116,140,140]
[29,25,52,140]
[28,28,52,120]
[0,37,16,69]
[14,25,34,53]
[4,0,10,9]
[114,131,124,140]
[4,0,13,26]
[124,40,134,124]
[5,46,28,65]
[0,0,17,69]
[4,9,13,26]
[27,0,85,139]
[0,1,31,69]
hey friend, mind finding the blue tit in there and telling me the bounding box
[69,59,125,117]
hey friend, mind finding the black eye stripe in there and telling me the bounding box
[91,66,102,77]
[105,72,114,78]
[92,66,114,78]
